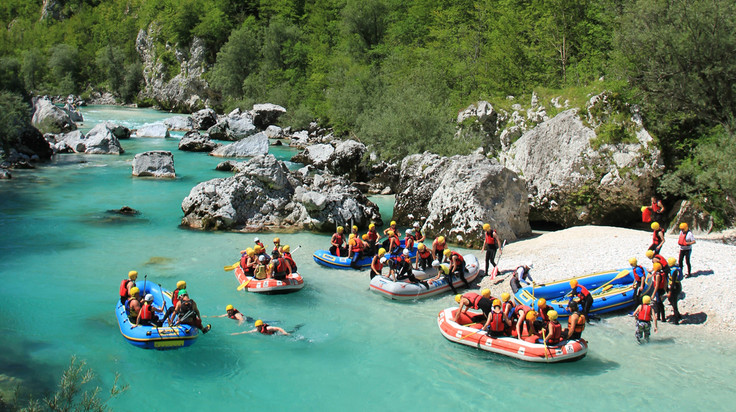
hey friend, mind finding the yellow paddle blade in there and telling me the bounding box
[236,278,251,291]
[224,262,239,271]
[458,329,481,341]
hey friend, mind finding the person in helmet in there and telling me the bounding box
[412,222,425,243]
[454,290,493,323]
[542,310,562,345]
[500,292,516,321]
[414,243,433,270]
[677,222,696,278]
[254,237,265,250]
[404,229,416,252]
[430,259,456,293]
[646,248,670,274]
[535,298,551,330]
[482,298,511,337]
[445,249,470,289]
[629,258,647,305]
[254,255,268,280]
[633,295,657,343]
[269,250,292,280]
[510,263,534,294]
[650,263,667,322]
[383,220,397,236]
[209,304,248,325]
[432,236,447,263]
[649,196,665,224]
[272,237,282,254]
[125,287,142,321]
[385,230,401,255]
[561,300,585,340]
[667,258,683,324]
[394,249,428,288]
[173,290,210,334]
[133,294,163,328]
[569,279,594,321]
[232,319,290,336]
[648,221,666,253]
[347,233,365,270]
[366,223,380,255]
[119,270,138,304]
[164,280,187,323]
[370,248,388,279]
[240,248,257,275]
[282,245,297,272]
[480,223,501,276]
[330,226,346,257]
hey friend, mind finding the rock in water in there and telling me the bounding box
[164,116,194,131]
[136,123,170,138]
[56,123,125,155]
[192,108,217,130]
[210,132,268,157]
[178,131,220,152]
[31,98,77,134]
[394,152,529,247]
[132,151,175,178]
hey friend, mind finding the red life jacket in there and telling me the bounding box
[228,309,241,319]
[139,302,153,321]
[172,289,180,308]
[490,312,505,332]
[332,233,344,245]
[538,306,550,322]
[516,305,532,317]
[284,253,297,271]
[633,265,645,282]
[240,253,248,269]
[389,235,400,249]
[273,245,280,254]
[652,229,664,245]
[433,239,445,252]
[463,292,482,309]
[637,304,653,322]
[655,272,666,290]
[258,323,274,335]
[451,252,465,269]
[549,321,562,343]
[119,279,132,298]
[351,238,364,253]
[274,258,287,273]
[678,232,688,246]
[502,301,515,316]
[485,230,496,246]
[651,200,663,213]
[372,255,383,271]
[574,285,591,299]
[256,241,265,249]
[367,230,378,242]
[405,236,414,250]
[419,249,432,259]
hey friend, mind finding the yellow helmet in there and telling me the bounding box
[176,280,186,289]
[640,206,648,212]
[569,279,578,288]
[501,292,510,302]
[667,257,676,267]
[443,249,452,257]
[387,230,394,236]
[352,225,358,231]
[548,310,558,321]
[254,320,264,327]
[645,250,654,259]
[629,257,638,266]
[483,223,491,231]
[349,239,356,247]
[526,310,538,320]
[129,287,140,296]
[362,234,369,240]
[481,289,491,298]
[273,237,280,243]
[254,245,262,253]
[390,221,396,226]
[337,226,344,233]
[492,299,501,307]
[652,263,662,271]
[417,243,426,250]
[455,294,462,303]
[128,270,138,279]
[378,248,386,256]
[369,223,375,230]
[651,222,660,230]
[283,245,290,252]
[226,304,234,311]
[642,295,651,304]
[538,298,546,306]
[437,236,445,243]
[349,233,356,239]
[247,247,255,256]
[679,222,688,230]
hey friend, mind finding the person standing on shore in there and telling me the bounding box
[629,258,647,305]
[649,196,665,223]
[651,263,667,322]
[413,222,425,243]
[432,236,447,263]
[667,258,683,324]
[648,222,665,253]
[677,222,696,277]
[633,295,657,343]
[480,223,501,276]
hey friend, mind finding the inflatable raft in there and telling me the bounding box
[437,307,588,363]
[234,266,304,294]
[370,254,481,300]
[513,268,654,318]
[116,283,199,350]
[313,240,417,270]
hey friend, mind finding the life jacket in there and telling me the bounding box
[654,253,668,267]
[632,265,645,282]
[678,231,688,246]
[351,237,364,253]
[502,301,515,317]
[367,230,378,242]
[240,253,248,269]
[451,252,465,269]
[139,302,153,321]
[405,236,414,250]
[254,265,267,279]
[490,312,505,332]
[669,267,683,283]
[372,255,383,272]
[258,323,274,335]
[414,229,424,240]
[569,314,586,333]
[119,279,133,298]
[433,239,445,252]
[574,285,591,300]
[284,252,297,271]
[515,305,532,317]
[484,230,496,246]
[126,297,140,317]
[651,200,663,213]
[274,257,287,274]
[652,229,664,245]
[171,289,180,307]
[273,245,280,254]
[655,271,666,290]
[389,234,400,250]
[538,306,550,322]
[637,304,653,322]
[331,233,344,246]
[549,321,562,343]
[255,241,265,249]
[228,309,241,320]
[463,292,483,309]
[419,248,432,259]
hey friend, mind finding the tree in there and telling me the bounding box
[48,44,81,93]
[209,16,262,98]
[21,49,45,92]
[0,91,30,158]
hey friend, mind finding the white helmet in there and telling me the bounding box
[144,294,154,302]
[406,229,412,234]
[431,260,440,267]
[254,237,260,242]
[413,222,420,228]
[259,255,266,262]
[526,262,534,269]
[402,249,410,256]
[380,257,388,264]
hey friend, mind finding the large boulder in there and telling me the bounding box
[132,151,175,178]
[394,152,529,246]
[178,131,220,152]
[206,116,257,141]
[62,102,83,122]
[56,124,124,155]
[456,100,501,151]
[290,139,368,179]
[291,143,334,168]
[31,98,77,134]
[103,122,131,140]
[136,123,170,138]
[181,155,381,231]
[164,116,194,131]
[192,108,217,130]
[209,132,269,157]
[499,109,663,227]
[251,103,286,129]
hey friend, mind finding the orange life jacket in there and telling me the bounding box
[637,304,653,322]
[490,312,505,332]
[651,200,663,213]
[485,230,496,246]
[119,279,132,298]
[549,321,562,343]
[652,229,664,245]
[568,314,586,333]
[678,231,688,246]
[463,292,482,309]
[139,302,153,321]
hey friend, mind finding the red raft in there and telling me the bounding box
[234,266,304,294]
[437,307,588,363]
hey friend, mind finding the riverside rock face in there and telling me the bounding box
[31,98,77,134]
[251,104,286,129]
[132,151,175,178]
[209,132,269,157]
[394,152,530,247]
[499,109,663,226]
[181,155,381,232]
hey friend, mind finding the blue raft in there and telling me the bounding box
[115,282,199,350]
[313,240,417,270]
[513,268,654,318]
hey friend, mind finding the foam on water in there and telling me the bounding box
[1,106,735,410]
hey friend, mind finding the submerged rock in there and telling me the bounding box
[107,206,140,215]
[132,151,175,178]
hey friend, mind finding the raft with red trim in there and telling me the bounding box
[370,254,480,300]
[234,266,304,294]
[437,307,588,363]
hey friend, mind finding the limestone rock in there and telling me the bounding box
[669,200,714,234]
[103,122,131,140]
[178,131,220,152]
[132,151,175,178]
[31,98,77,134]
[251,103,286,129]
[136,123,170,138]
[209,132,269,157]
[192,108,217,130]
[291,143,334,168]
[57,124,124,155]
[164,116,194,131]
[62,102,83,122]
[330,140,366,178]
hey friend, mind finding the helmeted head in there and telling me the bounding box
[255,320,264,327]
[629,257,638,266]
[128,270,138,280]
[144,294,154,303]
[538,298,547,307]
[679,222,688,231]
[481,289,491,298]
[548,310,558,321]
[254,237,260,243]
[443,249,452,257]
[526,310,538,321]
[667,257,677,267]
[283,245,290,253]
[369,223,375,230]
[129,287,140,297]
[437,236,445,244]
[645,250,654,259]
[273,237,280,244]
[337,226,344,233]
[226,304,234,311]
[431,260,440,267]
[378,248,386,256]
[247,248,255,257]
[501,292,510,302]
[652,262,662,272]
[413,222,420,228]
[492,299,501,307]
[362,234,369,240]
[390,221,396,227]
[402,249,410,256]
[526,262,533,269]
[258,255,266,262]
[642,295,651,304]
[569,279,578,288]
[651,222,660,230]
[483,223,491,231]
[567,300,579,312]
[352,225,358,232]
[349,233,356,239]
[417,243,426,251]
[178,289,188,297]
[405,229,412,235]
[641,206,648,212]
[455,294,462,303]
[380,257,387,264]
[176,280,186,289]
[254,245,262,254]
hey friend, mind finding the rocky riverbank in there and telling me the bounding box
[476,225,736,334]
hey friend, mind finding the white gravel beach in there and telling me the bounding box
[477,225,736,334]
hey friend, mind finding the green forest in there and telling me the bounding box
[1,0,735,226]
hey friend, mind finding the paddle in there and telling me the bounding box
[143,274,147,296]
[590,269,630,294]
[490,240,506,279]
[237,278,252,291]
[541,329,550,359]
[158,283,167,325]
[224,261,239,271]
[458,328,483,341]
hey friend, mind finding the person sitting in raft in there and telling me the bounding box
[132,294,164,328]
[444,249,470,289]
[569,279,594,321]
[254,245,271,266]
[272,237,282,254]
[561,300,585,340]
[648,222,666,253]
[386,230,401,255]
[415,243,433,270]
[173,290,210,333]
[482,299,511,337]
[240,248,257,275]
[413,222,425,243]
[629,257,647,305]
[383,220,397,236]
[633,295,657,343]
[366,223,380,255]
[164,280,187,324]
[254,255,268,280]
[361,234,374,257]
[282,245,297,272]
[429,259,457,293]
[119,270,138,305]
[500,292,516,321]
[347,233,365,269]
[454,290,493,323]
[535,298,551,330]
[209,304,247,325]
[432,236,447,262]
[510,262,534,294]
[516,310,539,340]
[404,229,416,252]
[650,263,667,322]
[646,249,670,275]
[254,237,265,251]
[126,287,142,321]
[667,257,683,324]
[543,310,563,345]
[370,248,387,279]
[269,250,292,280]
[480,223,501,276]
[330,226,346,257]
[232,319,289,336]
[394,249,429,288]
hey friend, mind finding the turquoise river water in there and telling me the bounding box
[1,106,735,411]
